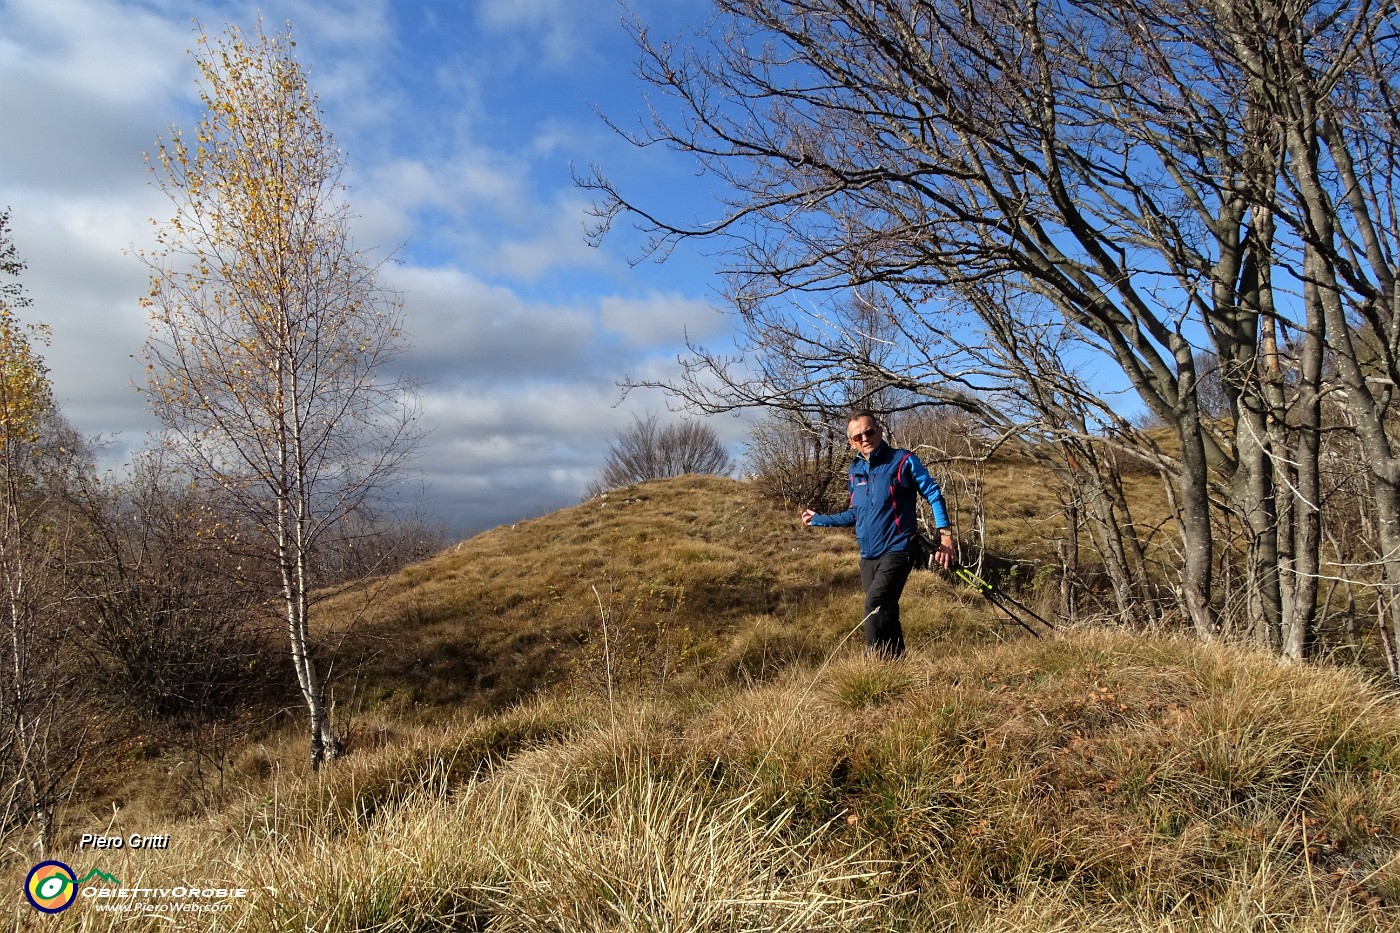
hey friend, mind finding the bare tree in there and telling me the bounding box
[65,447,269,721]
[140,22,422,768]
[0,211,90,854]
[586,0,1400,674]
[1193,351,1233,423]
[588,413,733,496]
[310,497,448,585]
[744,410,848,511]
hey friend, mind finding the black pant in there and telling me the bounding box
[859,548,914,658]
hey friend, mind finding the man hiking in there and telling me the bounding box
[802,411,955,657]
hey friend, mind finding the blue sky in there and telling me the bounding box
[0,0,749,536]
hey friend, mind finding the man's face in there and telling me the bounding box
[847,417,881,457]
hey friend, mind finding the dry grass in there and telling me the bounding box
[6,472,1399,931]
[319,475,868,718]
[7,629,1396,932]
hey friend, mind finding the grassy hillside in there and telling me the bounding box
[320,473,1024,716]
[6,474,1398,931]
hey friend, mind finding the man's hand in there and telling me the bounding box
[801,508,817,526]
[934,531,955,569]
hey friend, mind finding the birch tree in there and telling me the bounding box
[141,23,420,768]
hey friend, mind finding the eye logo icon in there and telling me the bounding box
[25,860,78,913]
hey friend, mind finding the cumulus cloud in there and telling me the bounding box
[600,291,727,347]
[486,193,611,280]
[0,0,193,192]
[0,0,191,102]
[386,265,602,387]
[408,379,657,533]
[2,0,740,537]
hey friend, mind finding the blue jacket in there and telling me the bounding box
[811,443,951,559]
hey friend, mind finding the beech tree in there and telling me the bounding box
[587,0,1400,676]
[141,22,420,768]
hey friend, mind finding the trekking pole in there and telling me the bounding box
[950,564,1055,638]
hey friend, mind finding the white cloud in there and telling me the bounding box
[0,0,194,191]
[387,265,602,386]
[474,0,586,69]
[486,194,608,280]
[0,0,192,103]
[1,0,739,537]
[600,291,725,347]
[4,191,159,432]
[408,379,645,532]
[283,0,392,49]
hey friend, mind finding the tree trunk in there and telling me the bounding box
[1066,453,1143,625]
[1231,402,1284,649]
[1174,350,1221,638]
[1059,494,1078,623]
[1279,281,1325,661]
[1290,136,1400,680]
[280,522,342,771]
